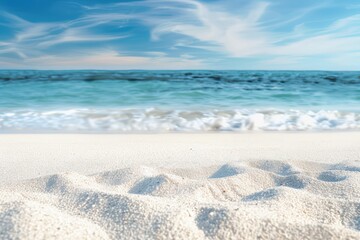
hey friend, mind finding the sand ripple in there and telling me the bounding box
[1,160,360,239]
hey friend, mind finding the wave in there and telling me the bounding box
[0,70,359,84]
[0,108,359,132]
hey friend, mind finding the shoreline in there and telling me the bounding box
[1,128,360,134]
[1,132,359,183]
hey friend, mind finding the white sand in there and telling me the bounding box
[0,132,360,239]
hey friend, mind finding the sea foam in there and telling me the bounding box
[0,108,359,132]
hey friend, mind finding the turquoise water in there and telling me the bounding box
[0,70,360,132]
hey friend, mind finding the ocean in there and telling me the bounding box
[0,70,359,132]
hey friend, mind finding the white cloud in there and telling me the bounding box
[143,0,360,59]
[145,51,168,57]
[0,11,129,58]
[149,0,271,57]
[0,42,10,46]
[0,0,360,69]
[0,50,204,70]
[38,29,126,47]
[278,35,360,56]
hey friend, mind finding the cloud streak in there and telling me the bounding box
[0,0,359,69]
[0,11,128,58]
[0,50,204,70]
[142,0,360,58]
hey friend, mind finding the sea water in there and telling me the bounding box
[0,70,359,132]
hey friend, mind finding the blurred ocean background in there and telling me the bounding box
[0,70,359,132]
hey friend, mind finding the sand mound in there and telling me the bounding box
[1,160,360,239]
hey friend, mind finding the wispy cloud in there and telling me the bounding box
[0,0,359,69]
[0,11,128,58]
[0,50,204,70]
[38,29,126,48]
[79,0,360,59]
[141,0,360,58]
[147,0,271,57]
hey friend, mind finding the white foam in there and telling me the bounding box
[0,108,359,132]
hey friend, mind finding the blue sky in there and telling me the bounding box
[0,0,359,70]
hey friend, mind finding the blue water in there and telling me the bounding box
[0,70,359,132]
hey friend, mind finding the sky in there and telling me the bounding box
[0,0,359,70]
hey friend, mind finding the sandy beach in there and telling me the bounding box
[0,132,359,239]
[1,0,360,238]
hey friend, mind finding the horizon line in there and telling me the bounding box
[0,69,359,72]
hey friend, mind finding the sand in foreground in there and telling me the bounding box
[0,133,359,239]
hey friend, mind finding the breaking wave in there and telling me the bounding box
[0,108,359,132]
